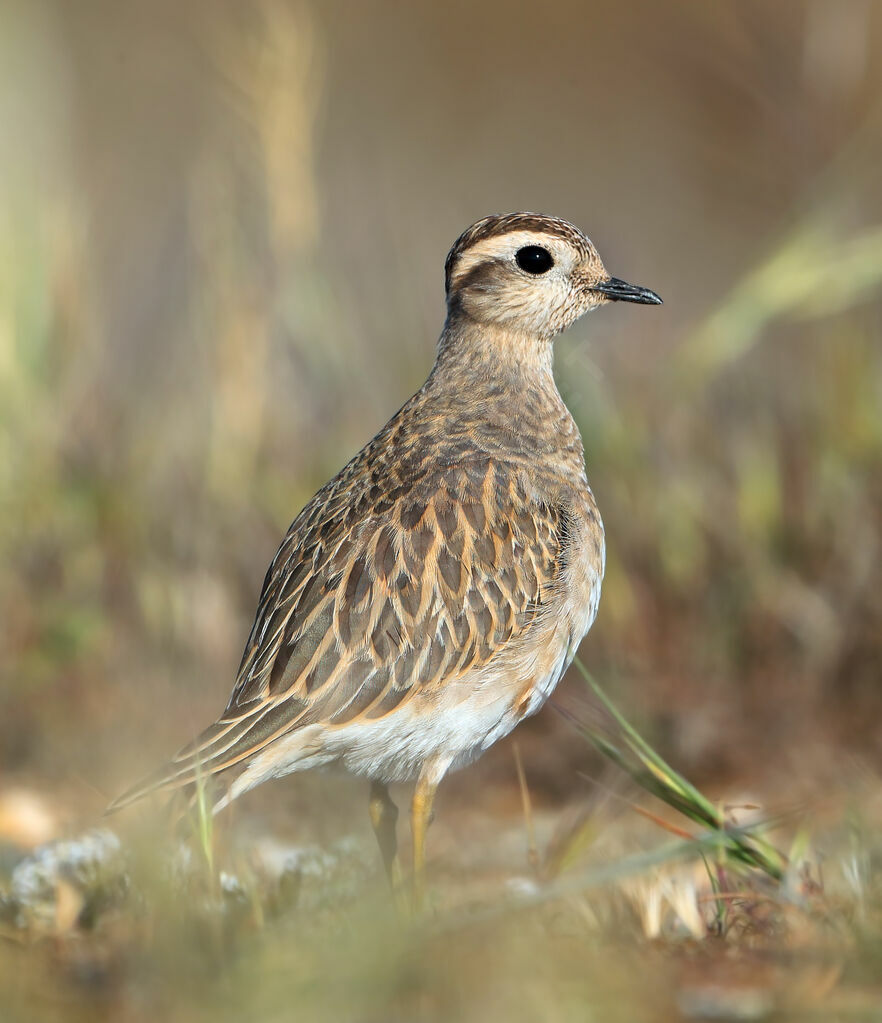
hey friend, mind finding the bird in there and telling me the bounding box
[108,212,661,907]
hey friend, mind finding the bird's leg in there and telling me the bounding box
[410,766,442,913]
[369,780,404,897]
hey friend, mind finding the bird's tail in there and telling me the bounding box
[104,713,265,815]
[106,686,322,815]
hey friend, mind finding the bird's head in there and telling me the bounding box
[444,213,661,340]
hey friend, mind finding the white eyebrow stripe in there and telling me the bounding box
[450,231,570,290]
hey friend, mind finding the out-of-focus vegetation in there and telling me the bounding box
[1,0,882,1019]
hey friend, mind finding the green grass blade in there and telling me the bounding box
[569,658,787,881]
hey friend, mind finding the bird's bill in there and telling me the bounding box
[591,276,663,305]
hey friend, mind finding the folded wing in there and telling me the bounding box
[107,456,566,811]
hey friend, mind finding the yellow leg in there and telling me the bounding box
[369,781,404,898]
[411,767,442,913]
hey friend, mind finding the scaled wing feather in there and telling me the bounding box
[107,455,567,809]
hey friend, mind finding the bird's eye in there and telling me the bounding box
[515,245,554,275]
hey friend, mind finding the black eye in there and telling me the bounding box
[515,245,554,275]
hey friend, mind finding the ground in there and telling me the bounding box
[2,733,882,1023]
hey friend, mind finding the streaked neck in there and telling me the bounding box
[432,315,556,389]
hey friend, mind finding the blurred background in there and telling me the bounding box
[1,0,881,847]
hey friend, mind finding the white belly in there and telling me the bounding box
[224,654,568,799]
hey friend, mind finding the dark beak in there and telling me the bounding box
[592,276,663,305]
